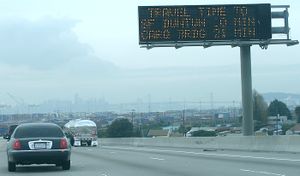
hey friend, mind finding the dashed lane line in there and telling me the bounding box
[240,169,286,176]
[150,157,165,161]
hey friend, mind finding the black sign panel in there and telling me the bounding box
[139,4,271,44]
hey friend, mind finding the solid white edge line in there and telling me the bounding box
[102,146,300,162]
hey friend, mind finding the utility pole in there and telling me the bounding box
[148,94,151,113]
[182,109,185,136]
[131,109,135,136]
[276,114,280,135]
[140,112,144,137]
[131,109,135,125]
[182,101,186,136]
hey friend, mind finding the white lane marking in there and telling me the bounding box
[102,146,300,162]
[150,157,165,161]
[110,151,116,154]
[100,172,109,176]
[240,169,286,176]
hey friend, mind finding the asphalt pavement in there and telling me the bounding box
[0,139,299,176]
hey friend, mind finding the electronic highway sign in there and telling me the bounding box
[139,4,272,44]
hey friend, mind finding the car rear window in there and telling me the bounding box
[8,125,18,135]
[14,125,64,138]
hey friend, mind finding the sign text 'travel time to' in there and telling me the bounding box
[138,4,271,44]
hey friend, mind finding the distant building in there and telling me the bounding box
[286,124,300,135]
[255,128,269,136]
[147,129,169,137]
[267,116,288,126]
[215,113,230,119]
[162,126,180,131]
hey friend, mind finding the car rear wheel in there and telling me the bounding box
[8,162,16,172]
[62,160,70,170]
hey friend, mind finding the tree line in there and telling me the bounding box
[99,90,300,138]
[253,90,299,131]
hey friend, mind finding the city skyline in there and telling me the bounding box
[1,91,299,114]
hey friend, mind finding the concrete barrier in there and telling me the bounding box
[0,138,8,152]
[99,136,300,153]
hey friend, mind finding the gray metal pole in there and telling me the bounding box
[240,45,254,136]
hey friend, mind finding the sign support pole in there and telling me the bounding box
[240,45,254,136]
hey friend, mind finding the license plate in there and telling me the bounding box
[34,142,46,149]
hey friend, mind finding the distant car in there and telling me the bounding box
[6,123,71,172]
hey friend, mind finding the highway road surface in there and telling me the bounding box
[1,139,300,176]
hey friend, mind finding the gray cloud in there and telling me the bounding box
[0,17,115,70]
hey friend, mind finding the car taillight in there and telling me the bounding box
[13,139,21,150]
[60,138,68,149]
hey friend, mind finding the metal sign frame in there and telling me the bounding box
[139,5,298,49]
[141,39,299,49]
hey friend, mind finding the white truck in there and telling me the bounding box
[64,119,98,147]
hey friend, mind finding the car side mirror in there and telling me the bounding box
[3,134,10,140]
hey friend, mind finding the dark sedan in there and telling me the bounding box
[6,123,71,172]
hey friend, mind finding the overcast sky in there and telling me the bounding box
[0,0,299,105]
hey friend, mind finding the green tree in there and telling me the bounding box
[267,99,292,120]
[97,128,108,138]
[295,106,300,123]
[253,90,268,124]
[107,118,133,137]
[132,127,142,137]
[281,123,295,135]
